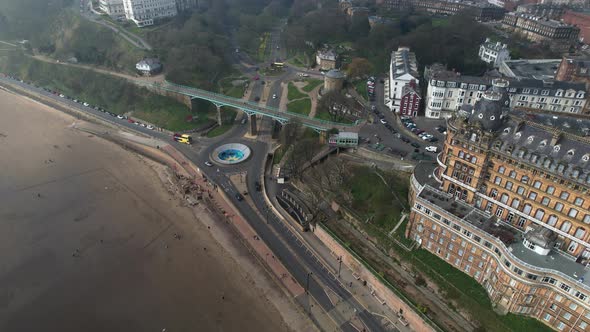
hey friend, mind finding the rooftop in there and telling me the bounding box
[391,47,418,79]
[481,38,508,52]
[338,132,359,139]
[416,185,590,287]
[507,12,578,29]
[500,59,561,80]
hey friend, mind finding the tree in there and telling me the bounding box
[345,57,372,79]
[317,90,353,122]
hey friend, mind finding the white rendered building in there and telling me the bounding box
[424,64,587,119]
[122,0,178,27]
[99,0,125,17]
[389,47,419,113]
[479,38,511,68]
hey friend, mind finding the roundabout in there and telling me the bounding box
[211,143,252,165]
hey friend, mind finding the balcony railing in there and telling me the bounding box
[436,152,446,169]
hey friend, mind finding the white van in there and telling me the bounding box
[425,146,438,153]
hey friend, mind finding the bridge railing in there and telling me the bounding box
[158,80,358,128]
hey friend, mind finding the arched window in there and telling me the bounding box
[523,204,533,215]
[511,198,520,209]
[568,241,578,254]
[561,221,572,233]
[575,227,586,239]
[534,209,545,220]
[500,193,509,204]
[547,215,558,226]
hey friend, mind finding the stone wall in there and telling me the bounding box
[314,225,437,332]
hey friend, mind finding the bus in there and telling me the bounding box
[272,62,284,68]
[173,133,193,145]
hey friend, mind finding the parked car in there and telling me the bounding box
[401,137,410,143]
[147,125,154,130]
[83,102,89,107]
[255,181,262,191]
[411,142,420,148]
[379,119,387,125]
[426,146,438,153]
[235,193,244,201]
[205,161,213,167]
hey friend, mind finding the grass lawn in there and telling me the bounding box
[289,53,309,68]
[273,146,286,165]
[287,82,307,100]
[287,98,311,116]
[219,76,247,98]
[302,79,323,93]
[410,249,555,332]
[432,18,450,27]
[314,109,355,124]
[206,124,233,138]
[354,80,367,101]
[346,167,408,228]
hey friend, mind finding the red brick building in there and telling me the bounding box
[399,80,421,117]
[562,11,590,44]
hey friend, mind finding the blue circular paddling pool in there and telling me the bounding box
[211,143,251,165]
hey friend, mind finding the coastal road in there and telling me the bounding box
[0,76,394,331]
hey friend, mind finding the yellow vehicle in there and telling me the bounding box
[173,133,193,145]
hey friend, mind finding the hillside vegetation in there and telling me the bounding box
[0,53,208,131]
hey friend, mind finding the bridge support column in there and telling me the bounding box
[319,131,327,144]
[216,105,222,126]
[249,114,257,136]
[272,120,282,139]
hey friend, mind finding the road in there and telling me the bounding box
[359,77,445,159]
[79,0,153,50]
[0,76,396,332]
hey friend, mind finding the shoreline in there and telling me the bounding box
[0,87,314,332]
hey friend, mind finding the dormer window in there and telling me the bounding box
[567,149,575,156]
[539,140,547,148]
[554,145,561,152]
[556,90,563,97]
[583,154,590,162]
[503,127,511,134]
[490,116,496,121]
[515,132,522,139]
[527,136,535,143]
[478,113,484,119]
[544,158,552,168]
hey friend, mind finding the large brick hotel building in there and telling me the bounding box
[407,79,590,331]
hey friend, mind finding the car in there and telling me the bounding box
[272,94,277,99]
[147,125,154,130]
[235,193,244,201]
[379,119,387,125]
[428,137,439,143]
[83,102,89,107]
[133,121,140,125]
[117,115,124,119]
[128,119,135,123]
[73,99,78,103]
[255,181,262,191]
[411,142,421,148]
[401,137,410,143]
[59,94,64,98]
[140,123,146,127]
[371,105,376,111]
[436,126,447,133]
[425,146,438,153]
[205,161,213,167]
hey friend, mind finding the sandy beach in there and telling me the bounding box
[0,88,295,332]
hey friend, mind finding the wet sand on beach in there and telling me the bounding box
[0,89,289,332]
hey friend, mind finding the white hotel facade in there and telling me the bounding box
[424,64,587,119]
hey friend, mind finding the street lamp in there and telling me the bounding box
[306,272,313,294]
[338,256,342,278]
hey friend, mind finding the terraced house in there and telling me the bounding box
[424,63,587,119]
[408,79,590,331]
